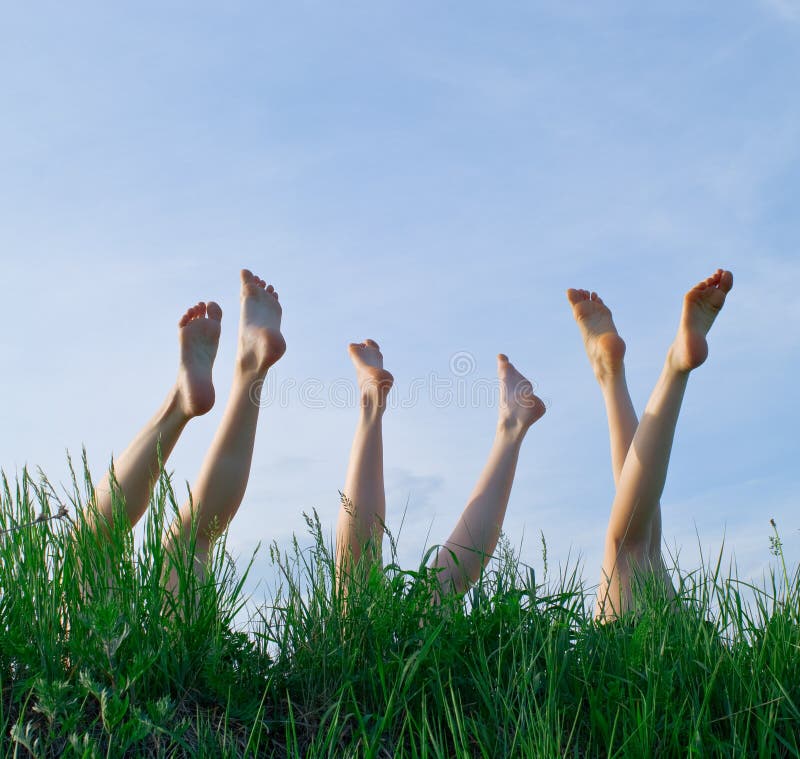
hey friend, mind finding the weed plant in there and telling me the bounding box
[1,458,799,757]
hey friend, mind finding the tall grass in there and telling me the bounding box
[1,458,799,757]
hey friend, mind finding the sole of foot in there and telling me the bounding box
[177,301,223,417]
[237,269,287,375]
[497,354,545,433]
[567,288,626,382]
[348,339,394,409]
[670,269,733,372]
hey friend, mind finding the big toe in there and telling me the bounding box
[719,270,734,293]
[566,288,585,305]
[498,354,521,379]
[207,302,223,322]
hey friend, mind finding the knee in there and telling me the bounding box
[607,517,655,557]
[606,533,650,568]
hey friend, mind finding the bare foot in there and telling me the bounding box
[177,301,223,417]
[237,269,287,375]
[497,354,545,434]
[348,339,394,410]
[567,288,626,384]
[669,269,733,372]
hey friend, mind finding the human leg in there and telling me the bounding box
[90,301,222,533]
[165,270,285,564]
[594,269,733,618]
[431,355,545,596]
[335,339,394,574]
[567,289,669,589]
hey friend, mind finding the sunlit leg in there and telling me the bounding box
[165,270,285,568]
[593,270,733,619]
[336,339,394,574]
[90,301,221,534]
[567,288,671,597]
[432,355,545,596]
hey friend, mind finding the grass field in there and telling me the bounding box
[1,458,799,757]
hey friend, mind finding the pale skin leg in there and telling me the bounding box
[567,288,671,593]
[584,270,734,619]
[165,270,286,567]
[336,339,394,573]
[90,301,222,533]
[431,355,545,595]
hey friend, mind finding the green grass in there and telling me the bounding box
[1,457,799,757]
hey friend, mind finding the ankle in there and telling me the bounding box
[165,382,195,422]
[236,352,273,378]
[595,363,627,389]
[496,416,528,443]
[360,396,387,420]
[665,345,692,376]
[233,366,271,406]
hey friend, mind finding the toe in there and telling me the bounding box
[207,301,223,321]
[241,269,254,284]
[719,270,733,292]
[364,338,380,349]
[266,284,274,293]
[566,288,585,305]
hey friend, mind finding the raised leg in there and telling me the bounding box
[90,301,222,533]
[567,290,635,487]
[594,269,733,619]
[567,289,667,580]
[336,339,394,574]
[431,355,545,596]
[165,270,286,565]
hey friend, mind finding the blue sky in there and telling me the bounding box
[1,1,798,608]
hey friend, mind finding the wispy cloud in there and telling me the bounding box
[761,0,800,21]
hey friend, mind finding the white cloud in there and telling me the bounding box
[761,0,800,21]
